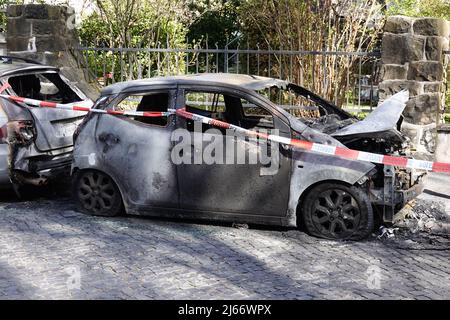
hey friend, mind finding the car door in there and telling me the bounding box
[175,86,291,217]
[93,88,179,210]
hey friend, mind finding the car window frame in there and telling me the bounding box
[1,70,86,102]
[176,84,290,131]
[109,88,177,129]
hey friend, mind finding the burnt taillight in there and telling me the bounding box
[7,120,36,144]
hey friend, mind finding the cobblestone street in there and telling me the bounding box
[0,174,449,300]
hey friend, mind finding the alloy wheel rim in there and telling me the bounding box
[78,171,116,213]
[311,188,361,238]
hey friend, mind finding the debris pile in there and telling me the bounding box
[376,200,449,250]
[396,200,449,235]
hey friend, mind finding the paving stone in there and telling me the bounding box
[0,197,448,299]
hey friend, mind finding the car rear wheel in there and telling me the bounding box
[73,170,123,217]
[301,183,373,240]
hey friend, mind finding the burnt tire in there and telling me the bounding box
[73,170,123,217]
[301,183,374,240]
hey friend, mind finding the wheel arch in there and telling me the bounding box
[287,160,374,228]
[295,180,374,239]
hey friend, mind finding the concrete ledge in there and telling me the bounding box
[435,124,450,162]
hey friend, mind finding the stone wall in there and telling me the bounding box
[6,4,99,100]
[379,16,450,158]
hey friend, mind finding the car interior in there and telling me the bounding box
[134,92,169,126]
[184,91,274,133]
[7,73,82,103]
[114,92,170,127]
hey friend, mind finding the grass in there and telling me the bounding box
[350,112,369,120]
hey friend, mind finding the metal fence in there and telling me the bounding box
[72,44,381,111]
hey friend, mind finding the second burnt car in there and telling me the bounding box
[71,73,424,240]
[0,56,93,193]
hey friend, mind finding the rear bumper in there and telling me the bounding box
[32,153,73,176]
[12,151,72,186]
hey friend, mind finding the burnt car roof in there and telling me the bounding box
[101,73,289,95]
[0,61,58,77]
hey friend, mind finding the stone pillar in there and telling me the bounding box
[379,16,450,159]
[6,4,99,100]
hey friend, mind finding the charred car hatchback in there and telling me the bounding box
[0,56,92,192]
[72,74,424,240]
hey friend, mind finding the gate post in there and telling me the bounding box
[378,16,450,159]
[5,4,99,100]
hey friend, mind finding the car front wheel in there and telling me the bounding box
[73,170,123,217]
[301,182,374,240]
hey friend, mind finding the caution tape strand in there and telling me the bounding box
[1,93,449,174]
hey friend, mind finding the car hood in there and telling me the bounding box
[331,90,409,139]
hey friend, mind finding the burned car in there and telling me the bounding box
[0,56,92,193]
[71,73,424,240]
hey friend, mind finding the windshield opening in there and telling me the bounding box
[256,85,327,120]
[7,72,82,104]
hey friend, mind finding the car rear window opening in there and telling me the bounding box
[8,73,82,104]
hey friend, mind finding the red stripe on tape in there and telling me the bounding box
[106,110,124,115]
[335,147,359,159]
[176,108,194,120]
[39,101,57,108]
[72,106,90,112]
[290,139,313,150]
[432,162,450,173]
[9,96,25,103]
[210,119,231,129]
[0,82,11,93]
[382,155,409,167]
[143,111,165,117]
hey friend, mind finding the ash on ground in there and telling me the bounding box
[375,199,449,250]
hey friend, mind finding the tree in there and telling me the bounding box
[79,0,188,48]
[78,0,189,80]
[238,0,384,106]
[185,0,241,47]
[386,0,450,19]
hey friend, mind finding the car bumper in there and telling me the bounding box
[12,152,73,186]
[368,166,425,223]
[33,153,73,175]
[396,179,424,207]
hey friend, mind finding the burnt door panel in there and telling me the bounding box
[95,114,178,209]
[177,128,291,217]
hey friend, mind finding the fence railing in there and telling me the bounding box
[72,45,381,111]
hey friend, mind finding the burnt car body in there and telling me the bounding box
[0,56,92,191]
[71,73,424,240]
